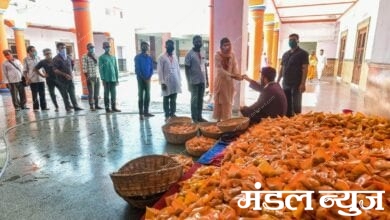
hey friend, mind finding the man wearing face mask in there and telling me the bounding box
[53,42,83,112]
[2,49,28,111]
[157,40,182,121]
[99,42,121,113]
[185,35,208,123]
[82,43,102,111]
[241,67,287,124]
[24,45,48,111]
[277,33,309,117]
[134,41,154,120]
[34,48,67,112]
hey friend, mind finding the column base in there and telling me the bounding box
[0,88,10,93]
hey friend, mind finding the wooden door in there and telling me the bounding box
[337,35,347,77]
[352,27,368,84]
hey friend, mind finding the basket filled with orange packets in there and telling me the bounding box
[162,122,198,145]
[185,136,217,157]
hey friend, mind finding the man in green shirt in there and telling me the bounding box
[98,42,121,113]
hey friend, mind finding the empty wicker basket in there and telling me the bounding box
[110,155,183,208]
[162,122,198,145]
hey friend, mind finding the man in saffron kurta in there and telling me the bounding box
[213,37,242,121]
[157,40,182,121]
[241,67,287,124]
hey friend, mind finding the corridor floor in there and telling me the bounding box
[0,74,384,220]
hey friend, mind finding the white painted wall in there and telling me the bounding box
[5,27,78,58]
[336,0,380,60]
[279,22,339,58]
[370,0,390,64]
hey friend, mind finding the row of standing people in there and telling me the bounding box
[2,41,121,113]
[134,36,210,122]
[3,33,308,122]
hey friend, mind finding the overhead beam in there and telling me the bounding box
[275,1,357,9]
[282,19,337,24]
[338,0,358,21]
[279,13,342,18]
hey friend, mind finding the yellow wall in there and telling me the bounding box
[333,59,369,91]
[341,60,354,83]
[365,63,390,118]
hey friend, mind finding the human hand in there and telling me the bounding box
[161,84,167,91]
[299,83,306,93]
[65,75,73,80]
[243,75,250,81]
[231,75,242,81]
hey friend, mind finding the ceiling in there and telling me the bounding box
[271,0,358,23]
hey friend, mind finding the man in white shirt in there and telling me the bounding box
[24,45,48,111]
[317,49,327,81]
[2,49,28,111]
[157,40,182,121]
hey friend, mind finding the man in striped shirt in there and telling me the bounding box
[82,43,102,111]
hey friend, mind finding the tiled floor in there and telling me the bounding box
[0,74,386,220]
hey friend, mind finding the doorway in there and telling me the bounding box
[299,42,317,55]
[149,36,156,69]
[337,32,347,77]
[352,20,369,85]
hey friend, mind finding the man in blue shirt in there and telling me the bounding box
[134,41,154,120]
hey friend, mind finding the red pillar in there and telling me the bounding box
[71,0,93,98]
[209,0,215,95]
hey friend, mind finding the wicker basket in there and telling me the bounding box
[162,122,198,145]
[165,116,192,124]
[217,117,250,133]
[185,136,216,157]
[110,155,183,199]
[198,122,223,139]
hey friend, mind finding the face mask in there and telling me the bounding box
[166,46,174,54]
[88,47,95,54]
[104,47,110,53]
[5,54,12,60]
[33,51,38,57]
[289,40,298,49]
[59,49,67,58]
